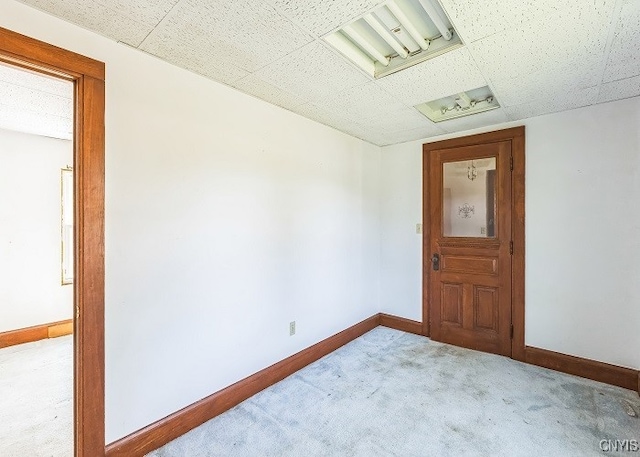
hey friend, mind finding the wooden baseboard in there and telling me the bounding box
[524,346,639,392]
[48,320,73,338]
[105,314,380,457]
[0,319,73,349]
[379,313,423,335]
[104,315,639,457]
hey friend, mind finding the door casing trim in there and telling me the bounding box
[422,126,525,361]
[0,26,106,456]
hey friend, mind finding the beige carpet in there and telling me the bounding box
[149,328,640,457]
[0,335,73,457]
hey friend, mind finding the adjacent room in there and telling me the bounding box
[0,0,638,456]
[0,62,75,456]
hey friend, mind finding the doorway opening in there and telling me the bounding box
[0,60,74,455]
[0,27,105,456]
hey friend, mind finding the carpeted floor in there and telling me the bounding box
[0,335,73,457]
[148,327,639,457]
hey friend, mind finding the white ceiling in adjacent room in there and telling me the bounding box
[15,0,640,146]
[0,62,73,140]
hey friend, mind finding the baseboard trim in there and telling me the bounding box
[524,346,639,392]
[105,314,380,457]
[0,319,73,349]
[104,315,639,456]
[379,313,423,335]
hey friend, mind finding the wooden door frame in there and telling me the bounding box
[0,27,106,456]
[422,126,525,361]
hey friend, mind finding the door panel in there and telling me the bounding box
[474,286,498,331]
[428,140,512,356]
[441,283,463,325]
[441,254,497,275]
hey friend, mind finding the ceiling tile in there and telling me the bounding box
[0,62,73,139]
[436,107,509,134]
[251,42,371,103]
[266,0,384,37]
[366,107,436,133]
[469,2,615,106]
[504,86,599,120]
[310,82,407,121]
[598,75,640,103]
[291,102,366,132]
[363,124,446,146]
[292,102,446,145]
[140,36,250,85]
[231,74,309,111]
[439,0,613,44]
[0,83,72,117]
[343,107,446,145]
[602,0,640,83]
[489,68,601,107]
[19,0,156,46]
[0,103,73,140]
[0,63,72,98]
[140,0,313,72]
[92,0,180,26]
[375,47,487,107]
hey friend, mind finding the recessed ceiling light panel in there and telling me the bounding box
[415,86,500,122]
[324,0,462,79]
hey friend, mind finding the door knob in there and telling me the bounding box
[432,253,440,271]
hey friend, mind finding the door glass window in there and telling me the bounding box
[442,157,496,238]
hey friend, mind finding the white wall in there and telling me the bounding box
[380,148,423,321]
[0,127,73,332]
[3,0,637,445]
[381,97,640,371]
[0,1,381,443]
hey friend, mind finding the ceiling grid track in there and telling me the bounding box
[593,0,626,101]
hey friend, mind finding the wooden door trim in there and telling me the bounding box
[422,126,525,361]
[0,27,106,456]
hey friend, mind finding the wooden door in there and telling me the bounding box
[427,140,512,356]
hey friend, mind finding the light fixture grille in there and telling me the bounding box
[414,86,501,123]
[324,0,462,79]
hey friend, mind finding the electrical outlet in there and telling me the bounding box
[289,321,296,336]
[480,226,486,235]
[416,223,423,234]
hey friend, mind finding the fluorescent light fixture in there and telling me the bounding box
[343,24,390,66]
[415,86,500,122]
[386,1,430,50]
[324,0,461,79]
[364,13,408,59]
[455,92,472,109]
[417,0,452,40]
[325,32,376,75]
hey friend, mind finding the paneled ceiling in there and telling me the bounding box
[0,62,73,140]
[15,0,640,146]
